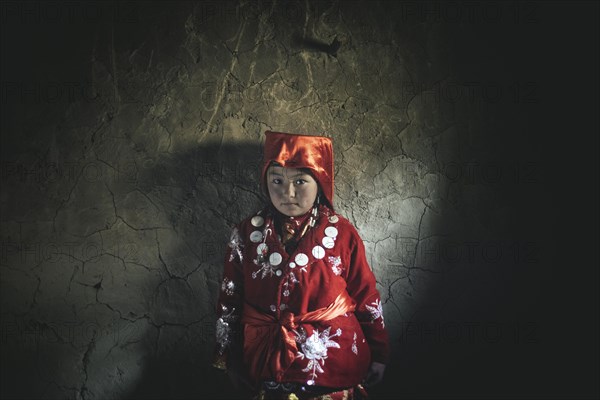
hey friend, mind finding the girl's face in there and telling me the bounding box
[266,165,319,217]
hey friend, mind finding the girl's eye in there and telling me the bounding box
[272,178,282,184]
[295,179,306,185]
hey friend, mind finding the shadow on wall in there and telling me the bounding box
[125,142,264,400]
[0,142,264,400]
[157,142,272,399]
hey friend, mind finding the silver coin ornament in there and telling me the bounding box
[322,236,335,249]
[250,231,263,243]
[269,252,282,266]
[295,253,309,266]
[328,215,339,223]
[251,216,264,227]
[257,243,268,255]
[324,226,338,238]
[312,245,326,259]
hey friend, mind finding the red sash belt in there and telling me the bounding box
[241,292,356,381]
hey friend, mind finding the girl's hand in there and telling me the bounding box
[364,361,386,387]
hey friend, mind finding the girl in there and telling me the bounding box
[214,131,389,399]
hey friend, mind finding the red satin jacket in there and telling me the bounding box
[214,204,389,389]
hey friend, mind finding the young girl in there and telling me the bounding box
[214,131,389,399]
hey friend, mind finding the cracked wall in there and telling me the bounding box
[0,1,575,399]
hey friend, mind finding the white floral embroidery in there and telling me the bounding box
[365,298,385,328]
[352,332,358,355]
[227,227,243,262]
[327,256,343,275]
[216,305,237,354]
[252,258,277,279]
[221,277,235,296]
[288,272,299,284]
[295,327,342,385]
[282,272,297,296]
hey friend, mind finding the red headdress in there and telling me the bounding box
[261,131,334,210]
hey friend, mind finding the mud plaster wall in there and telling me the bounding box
[1,1,598,399]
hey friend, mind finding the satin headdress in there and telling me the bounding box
[262,131,334,210]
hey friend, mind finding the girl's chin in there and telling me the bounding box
[275,204,310,217]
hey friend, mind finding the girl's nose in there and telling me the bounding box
[284,182,296,198]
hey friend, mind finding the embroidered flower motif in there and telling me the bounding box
[282,272,298,295]
[216,305,237,354]
[327,256,344,276]
[221,277,235,296]
[352,332,358,355]
[227,227,243,262]
[365,298,385,328]
[295,327,342,385]
[252,258,277,279]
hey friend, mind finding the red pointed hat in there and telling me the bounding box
[262,130,335,209]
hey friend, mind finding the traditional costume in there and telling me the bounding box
[214,131,389,399]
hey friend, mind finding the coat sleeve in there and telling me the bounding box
[343,224,390,364]
[212,226,245,370]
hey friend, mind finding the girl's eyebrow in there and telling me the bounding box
[269,171,307,177]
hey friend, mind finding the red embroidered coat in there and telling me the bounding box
[214,204,389,388]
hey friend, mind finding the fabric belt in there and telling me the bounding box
[241,291,356,381]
